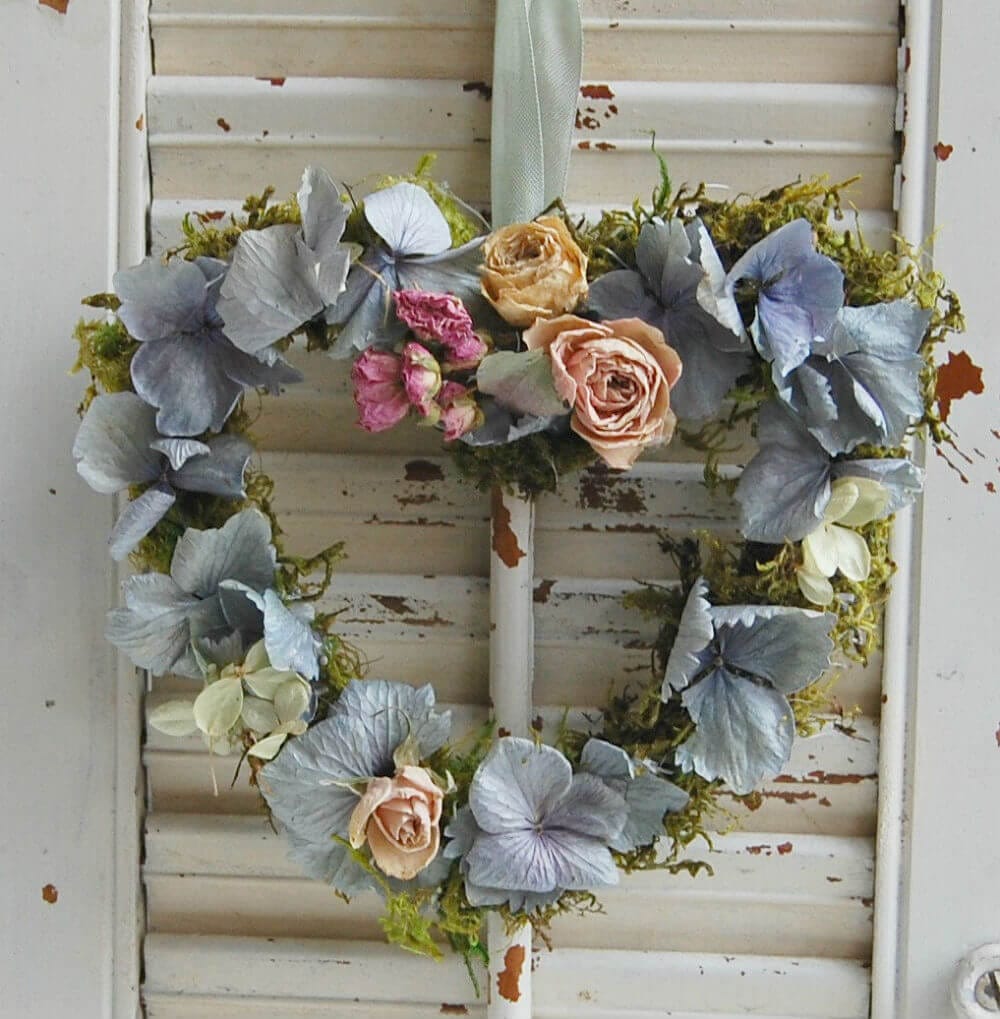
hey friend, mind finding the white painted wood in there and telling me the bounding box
[893,1,1000,1016]
[0,3,147,1019]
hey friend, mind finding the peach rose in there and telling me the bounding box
[480,216,588,327]
[348,765,444,880]
[524,315,683,469]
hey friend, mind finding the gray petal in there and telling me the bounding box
[833,457,924,515]
[325,257,400,356]
[687,218,746,340]
[169,434,252,498]
[395,238,485,311]
[114,257,207,343]
[259,589,321,681]
[108,482,176,561]
[459,398,564,447]
[218,224,324,354]
[364,182,452,256]
[443,805,482,860]
[668,312,752,421]
[130,332,245,437]
[216,580,266,637]
[580,738,635,783]
[466,827,618,893]
[73,392,162,493]
[469,738,574,834]
[283,831,377,896]
[677,667,796,795]
[151,437,211,472]
[710,605,834,695]
[614,772,689,853]
[298,166,349,259]
[212,339,303,394]
[662,577,715,695]
[587,269,659,322]
[194,631,247,671]
[169,508,276,598]
[544,772,628,843]
[464,882,563,912]
[106,572,201,674]
[735,401,832,543]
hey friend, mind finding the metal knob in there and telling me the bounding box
[953,945,1000,1017]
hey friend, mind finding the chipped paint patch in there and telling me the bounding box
[257,77,286,87]
[42,883,58,904]
[38,0,69,12]
[581,84,615,100]
[937,349,985,421]
[933,141,954,161]
[372,595,414,615]
[135,114,144,131]
[579,469,646,513]
[533,579,555,604]
[995,723,1000,747]
[216,117,231,132]
[404,459,445,483]
[491,489,525,568]
[497,944,526,1002]
[776,841,793,855]
[440,1005,469,1015]
[462,81,492,101]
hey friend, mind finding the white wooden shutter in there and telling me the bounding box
[141,3,901,1017]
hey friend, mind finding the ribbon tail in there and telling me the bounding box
[491,0,583,228]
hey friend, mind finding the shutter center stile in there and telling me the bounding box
[486,5,582,1013]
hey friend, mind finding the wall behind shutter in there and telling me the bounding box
[140,3,901,1016]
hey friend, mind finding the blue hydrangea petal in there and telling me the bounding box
[105,573,204,674]
[326,255,400,357]
[169,508,276,599]
[459,398,566,448]
[364,182,452,257]
[579,738,635,784]
[298,166,350,262]
[676,667,796,795]
[108,482,177,561]
[709,605,835,695]
[395,238,485,311]
[284,831,376,896]
[587,269,659,322]
[614,771,689,853]
[114,257,208,343]
[469,738,573,834]
[735,401,832,543]
[150,437,211,472]
[217,224,326,353]
[543,773,628,844]
[259,589,321,681]
[215,580,266,638]
[168,434,252,498]
[73,392,163,493]
[662,577,715,695]
[727,219,844,379]
[130,332,246,437]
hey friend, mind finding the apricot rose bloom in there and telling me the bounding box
[348,765,444,879]
[480,216,588,327]
[524,315,683,469]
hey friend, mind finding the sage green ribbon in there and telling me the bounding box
[490,0,583,229]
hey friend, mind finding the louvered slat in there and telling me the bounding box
[142,1,897,1014]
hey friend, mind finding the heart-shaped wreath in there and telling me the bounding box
[70,158,962,970]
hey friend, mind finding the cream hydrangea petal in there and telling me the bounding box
[836,478,890,526]
[803,525,839,577]
[246,731,290,760]
[274,677,312,724]
[824,479,860,523]
[831,525,871,582]
[240,695,280,734]
[193,676,244,739]
[796,567,835,606]
[147,698,199,737]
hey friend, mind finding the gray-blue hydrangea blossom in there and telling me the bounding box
[105,508,277,677]
[776,300,932,455]
[259,680,451,895]
[217,166,356,355]
[115,256,301,436]
[662,578,835,794]
[588,217,749,420]
[725,219,844,380]
[326,182,485,357]
[735,400,925,543]
[73,392,252,560]
[443,737,627,909]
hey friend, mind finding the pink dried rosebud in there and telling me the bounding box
[394,290,487,365]
[437,381,484,441]
[401,342,442,416]
[351,349,409,433]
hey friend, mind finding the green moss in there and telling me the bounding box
[169,186,301,262]
[71,317,138,411]
[452,430,597,497]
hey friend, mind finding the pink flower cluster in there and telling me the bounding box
[393,289,488,366]
[351,291,486,441]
